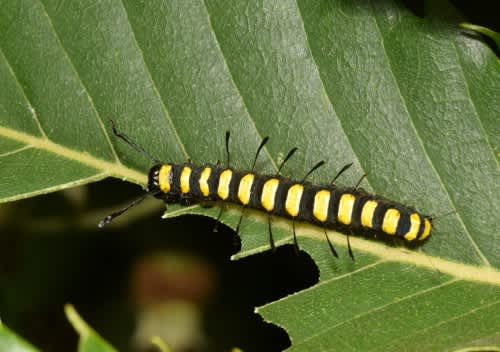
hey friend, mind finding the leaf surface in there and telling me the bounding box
[65,305,118,352]
[1,0,499,350]
[0,322,39,352]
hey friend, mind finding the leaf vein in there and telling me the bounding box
[0,126,146,186]
[118,0,189,161]
[0,144,33,158]
[200,0,279,172]
[293,0,370,188]
[369,2,489,266]
[372,295,500,352]
[0,47,48,139]
[293,278,459,347]
[38,0,121,163]
[453,40,499,167]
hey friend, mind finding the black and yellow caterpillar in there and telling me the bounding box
[145,162,432,241]
[100,120,433,257]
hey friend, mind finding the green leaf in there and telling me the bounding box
[0,308,124,352]
[460,22,500,50]
[1,0,499,351]
[0,321,39,352]
[65,304,118,352]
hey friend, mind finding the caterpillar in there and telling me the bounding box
[99,120,433,258]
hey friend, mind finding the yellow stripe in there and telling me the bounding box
[285,184,304,217]
[313,190,330,222]
[338,194,355,225]
[382,208,400,235]
[238,173,254,205]
[404,213,421,241]
[199,167,212,197]
[158,164,172,193]
[217,169,233,200]
[419,218,432,240]
[180,166,192,194]
[261,178,280,212]
[361,200,378,228]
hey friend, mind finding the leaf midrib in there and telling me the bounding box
[0,126,146,186]
[171,205,500,285]
[2,0,497,284]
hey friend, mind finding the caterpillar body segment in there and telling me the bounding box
[148,163,432,241]
[101,120,433,257]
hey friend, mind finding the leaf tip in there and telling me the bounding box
[64,304,91,338]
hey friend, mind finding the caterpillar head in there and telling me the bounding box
[148,164,175,199]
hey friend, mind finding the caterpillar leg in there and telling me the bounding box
[212,206,225,233]
[331,162,353,184]
[268,213,275,252]
[108,118,161,163]
[98,190,158,228]
[355,173,368,189]
[323,227,338,258]
[347,231,355,260]
[235,211,244,235]
[292,218,300,254]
